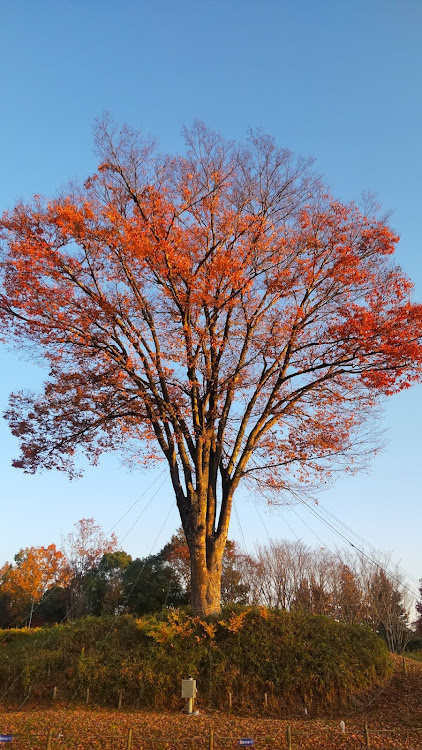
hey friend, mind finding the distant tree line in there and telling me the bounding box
[0,518,418,652]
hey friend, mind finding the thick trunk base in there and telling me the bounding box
[190,556,222,617]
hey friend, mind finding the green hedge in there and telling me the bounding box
[0,608,392,712]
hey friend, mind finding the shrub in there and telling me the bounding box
[0,608,391,712]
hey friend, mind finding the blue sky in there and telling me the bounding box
[0,1,421,600]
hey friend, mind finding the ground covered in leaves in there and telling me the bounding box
[1,656,421,749]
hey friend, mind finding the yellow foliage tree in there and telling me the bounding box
[0,544,71,626]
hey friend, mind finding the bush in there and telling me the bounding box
[0,608,391,712]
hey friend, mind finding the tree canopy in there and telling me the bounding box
[1,119,422,615]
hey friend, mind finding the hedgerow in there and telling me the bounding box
[0,608,391,712]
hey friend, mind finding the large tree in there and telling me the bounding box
[1,120,422,616]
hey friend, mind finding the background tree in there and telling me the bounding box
[0,545,70,626]
[36,585,69,625]
[61,518,117,617]
[89,550,132,615]
[0,588,13,628]
[160,528,192,594]
[123,555,186,615]
[253,540,312,609]
[1,119,422,615]
[219,540,250,605]
[335,564,364,624]
[415,580,422,636]
[224,537,410,651]
[62,518,118,577]
[363,564,411,653]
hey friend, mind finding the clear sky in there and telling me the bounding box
[0,1,421,602]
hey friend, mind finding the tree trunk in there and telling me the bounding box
[189,540,223,616]
[28,598,35,628]
[172,462,233,617]
[190,553,222,616]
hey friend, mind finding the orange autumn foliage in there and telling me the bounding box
[1,119,422,615]
[0,544,71,619]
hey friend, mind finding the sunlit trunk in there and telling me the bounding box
[190,543,222,616]
[173,456,233,617]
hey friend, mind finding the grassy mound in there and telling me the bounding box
[0,608,391,712]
